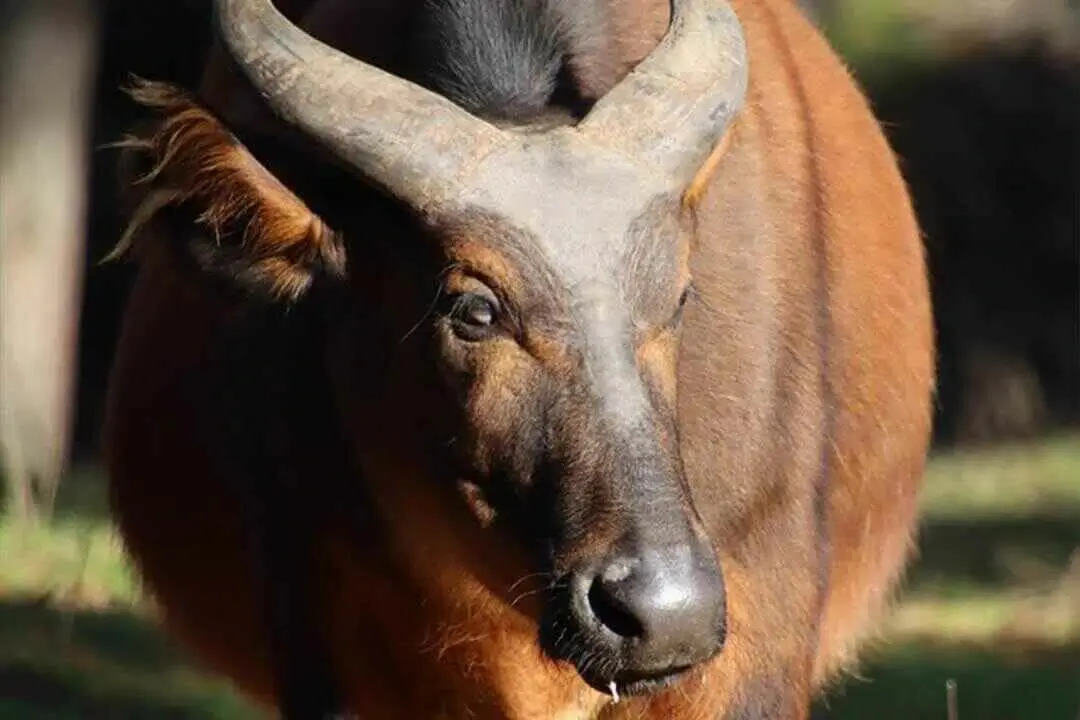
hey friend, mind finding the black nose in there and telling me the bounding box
[563,542,726,695]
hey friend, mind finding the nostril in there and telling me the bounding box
[587,576,645,639]
[558,546,725,695]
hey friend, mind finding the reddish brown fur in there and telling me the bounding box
[105,0,934,718]
[110,80,343,301]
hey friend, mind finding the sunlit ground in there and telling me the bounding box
[1,434,1078,719]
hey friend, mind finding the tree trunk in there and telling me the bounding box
[0,0,98,522]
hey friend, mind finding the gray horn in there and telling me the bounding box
[578,0,749,185]
[213,0,507,213]
[213,0,748,207]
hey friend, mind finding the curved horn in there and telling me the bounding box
[213,0,507,212]
[578,0,749,185]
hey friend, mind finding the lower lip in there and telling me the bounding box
[583,666,691,699]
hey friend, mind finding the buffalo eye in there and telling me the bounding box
[446,291,501,341]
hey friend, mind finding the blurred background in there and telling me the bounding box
[0,0,1077,717]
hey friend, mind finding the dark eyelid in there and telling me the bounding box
[460,270,525,337]
[440,269,525,341]
[444,268,507,309]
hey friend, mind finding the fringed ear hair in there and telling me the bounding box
[107,78,345,302]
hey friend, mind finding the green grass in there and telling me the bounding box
[921,434,1080,520]
[0,599,262,720]
[811,433,1080,720]
[817,0,936,75]
[814,643,1080,720]
[0,467,266,719]
[2,433,1079,718]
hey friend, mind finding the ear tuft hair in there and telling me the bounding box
[107,78,345,302]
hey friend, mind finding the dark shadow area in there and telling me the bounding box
[48,465,112,525]
[0,598,262,720]
[864,35,1080,449]
[814,642,1080,720]
[0,462,112,525]
[73,0,215,466]
[907,514,1080,591]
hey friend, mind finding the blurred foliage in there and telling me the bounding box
[814,0,1080,80]
[0,600,261,720]
[815,0,936,80]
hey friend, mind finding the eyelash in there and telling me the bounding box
[446,291,501,341]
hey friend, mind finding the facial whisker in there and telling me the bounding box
[400,262,462,344]
[506,571,550,594]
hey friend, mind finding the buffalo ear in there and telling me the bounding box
[108,79,345,302]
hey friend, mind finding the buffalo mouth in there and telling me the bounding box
[604,665,695,698]
[539,601,701,698]
[537,566,724,699]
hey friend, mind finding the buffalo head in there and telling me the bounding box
[207,0,749,697]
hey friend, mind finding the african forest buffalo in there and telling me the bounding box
[104,0,935,718]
